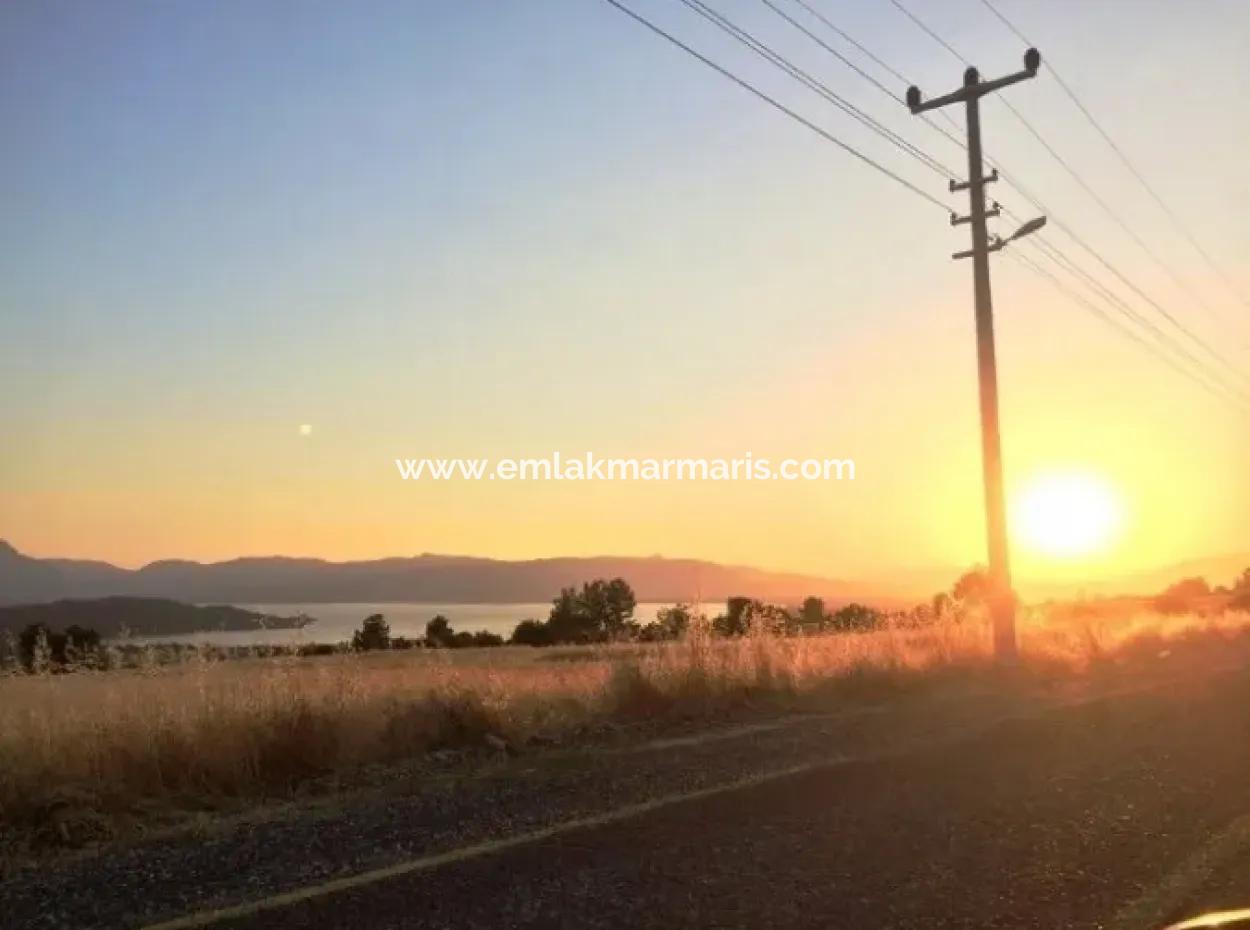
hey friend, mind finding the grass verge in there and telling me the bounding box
[1,609,1247,862]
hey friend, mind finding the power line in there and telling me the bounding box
[602,0,1247,409]
[597,0,953,212]
[775,0,1248,402]
[1007,248,1250,413]
[1001,207,1217,374]
[886,0,966,64]
[776,0,1080,263]
[970,16,1237,342]
[881,0,1250,387]
[1036,198,1249,387]
[1009,247,1248,411]
[764,0,1248,402]
[757,0,902,104]
[764,0,969,158]
[675,0,959,181]
[1021,229,1250,405]
[881,0,1250,400]
[756,0,1246,405]
[777,0,1048,213]
[979,0,1250,315]
[788,0,911,87]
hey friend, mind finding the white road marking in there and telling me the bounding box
[137,759,838,930]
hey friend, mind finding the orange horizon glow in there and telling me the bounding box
[1,5,1246,602]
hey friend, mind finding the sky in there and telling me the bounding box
[1,0,1247,593]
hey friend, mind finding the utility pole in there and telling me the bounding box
[906,49,1045,662]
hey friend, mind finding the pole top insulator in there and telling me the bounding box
[963,66,979,86]
[1024,47,1041,73]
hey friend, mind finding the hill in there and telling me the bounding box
[0,596,312,638]
[0,541,886,608]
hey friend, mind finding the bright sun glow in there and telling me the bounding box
[1014,471,1125,559]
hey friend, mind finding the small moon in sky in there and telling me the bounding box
[299,424,313,436]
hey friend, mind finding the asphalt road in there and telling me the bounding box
[7,666,1250,930]
[186,670,1250,929]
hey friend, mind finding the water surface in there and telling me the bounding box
[131,602,676,646]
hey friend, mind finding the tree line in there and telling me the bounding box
[10,566,1249,667]
[1153,568,1250,615]
[364,572,995,651]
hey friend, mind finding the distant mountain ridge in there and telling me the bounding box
[0,540,887,608]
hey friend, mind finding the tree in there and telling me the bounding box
[576,578,637,640]
[425,614,454,648]
[655,603,693,639]
[952,568,992,605]
[637,604,696,642]
[601,578,637,637]
[713,597,754,637]
[747,602,793,636]
[510,618,554,646]
[351,614,391,651]
[64,625,100,652]
[18,623,53,672]
[544,578,639,644]
[62,625,101,667]
[1230,569,1250,611]
[547,587,592,643]
[15,623,101,671]
[710,598,795,637]
[798,596,828,630]
[900,602,937,628]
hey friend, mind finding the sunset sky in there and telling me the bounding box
[2,0,1247,593]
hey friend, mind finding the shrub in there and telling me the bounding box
[424,616,503,648]
[829,603,885,632]
[297,642,338,657]
[16,623,103,671]
[1154,577,1211,614]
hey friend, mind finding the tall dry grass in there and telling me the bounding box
[1,609,1247,851]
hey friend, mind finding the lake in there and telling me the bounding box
[130,602,678,646]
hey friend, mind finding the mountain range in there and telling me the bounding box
[4,541,1245,610]
[0,540,889,608]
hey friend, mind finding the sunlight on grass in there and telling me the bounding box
[1,608,1247,854]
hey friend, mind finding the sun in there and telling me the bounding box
[1013,471,1125,559]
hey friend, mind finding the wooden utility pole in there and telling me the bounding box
[906,49,1044,662]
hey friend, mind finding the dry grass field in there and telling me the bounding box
[2,608,1248,859]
